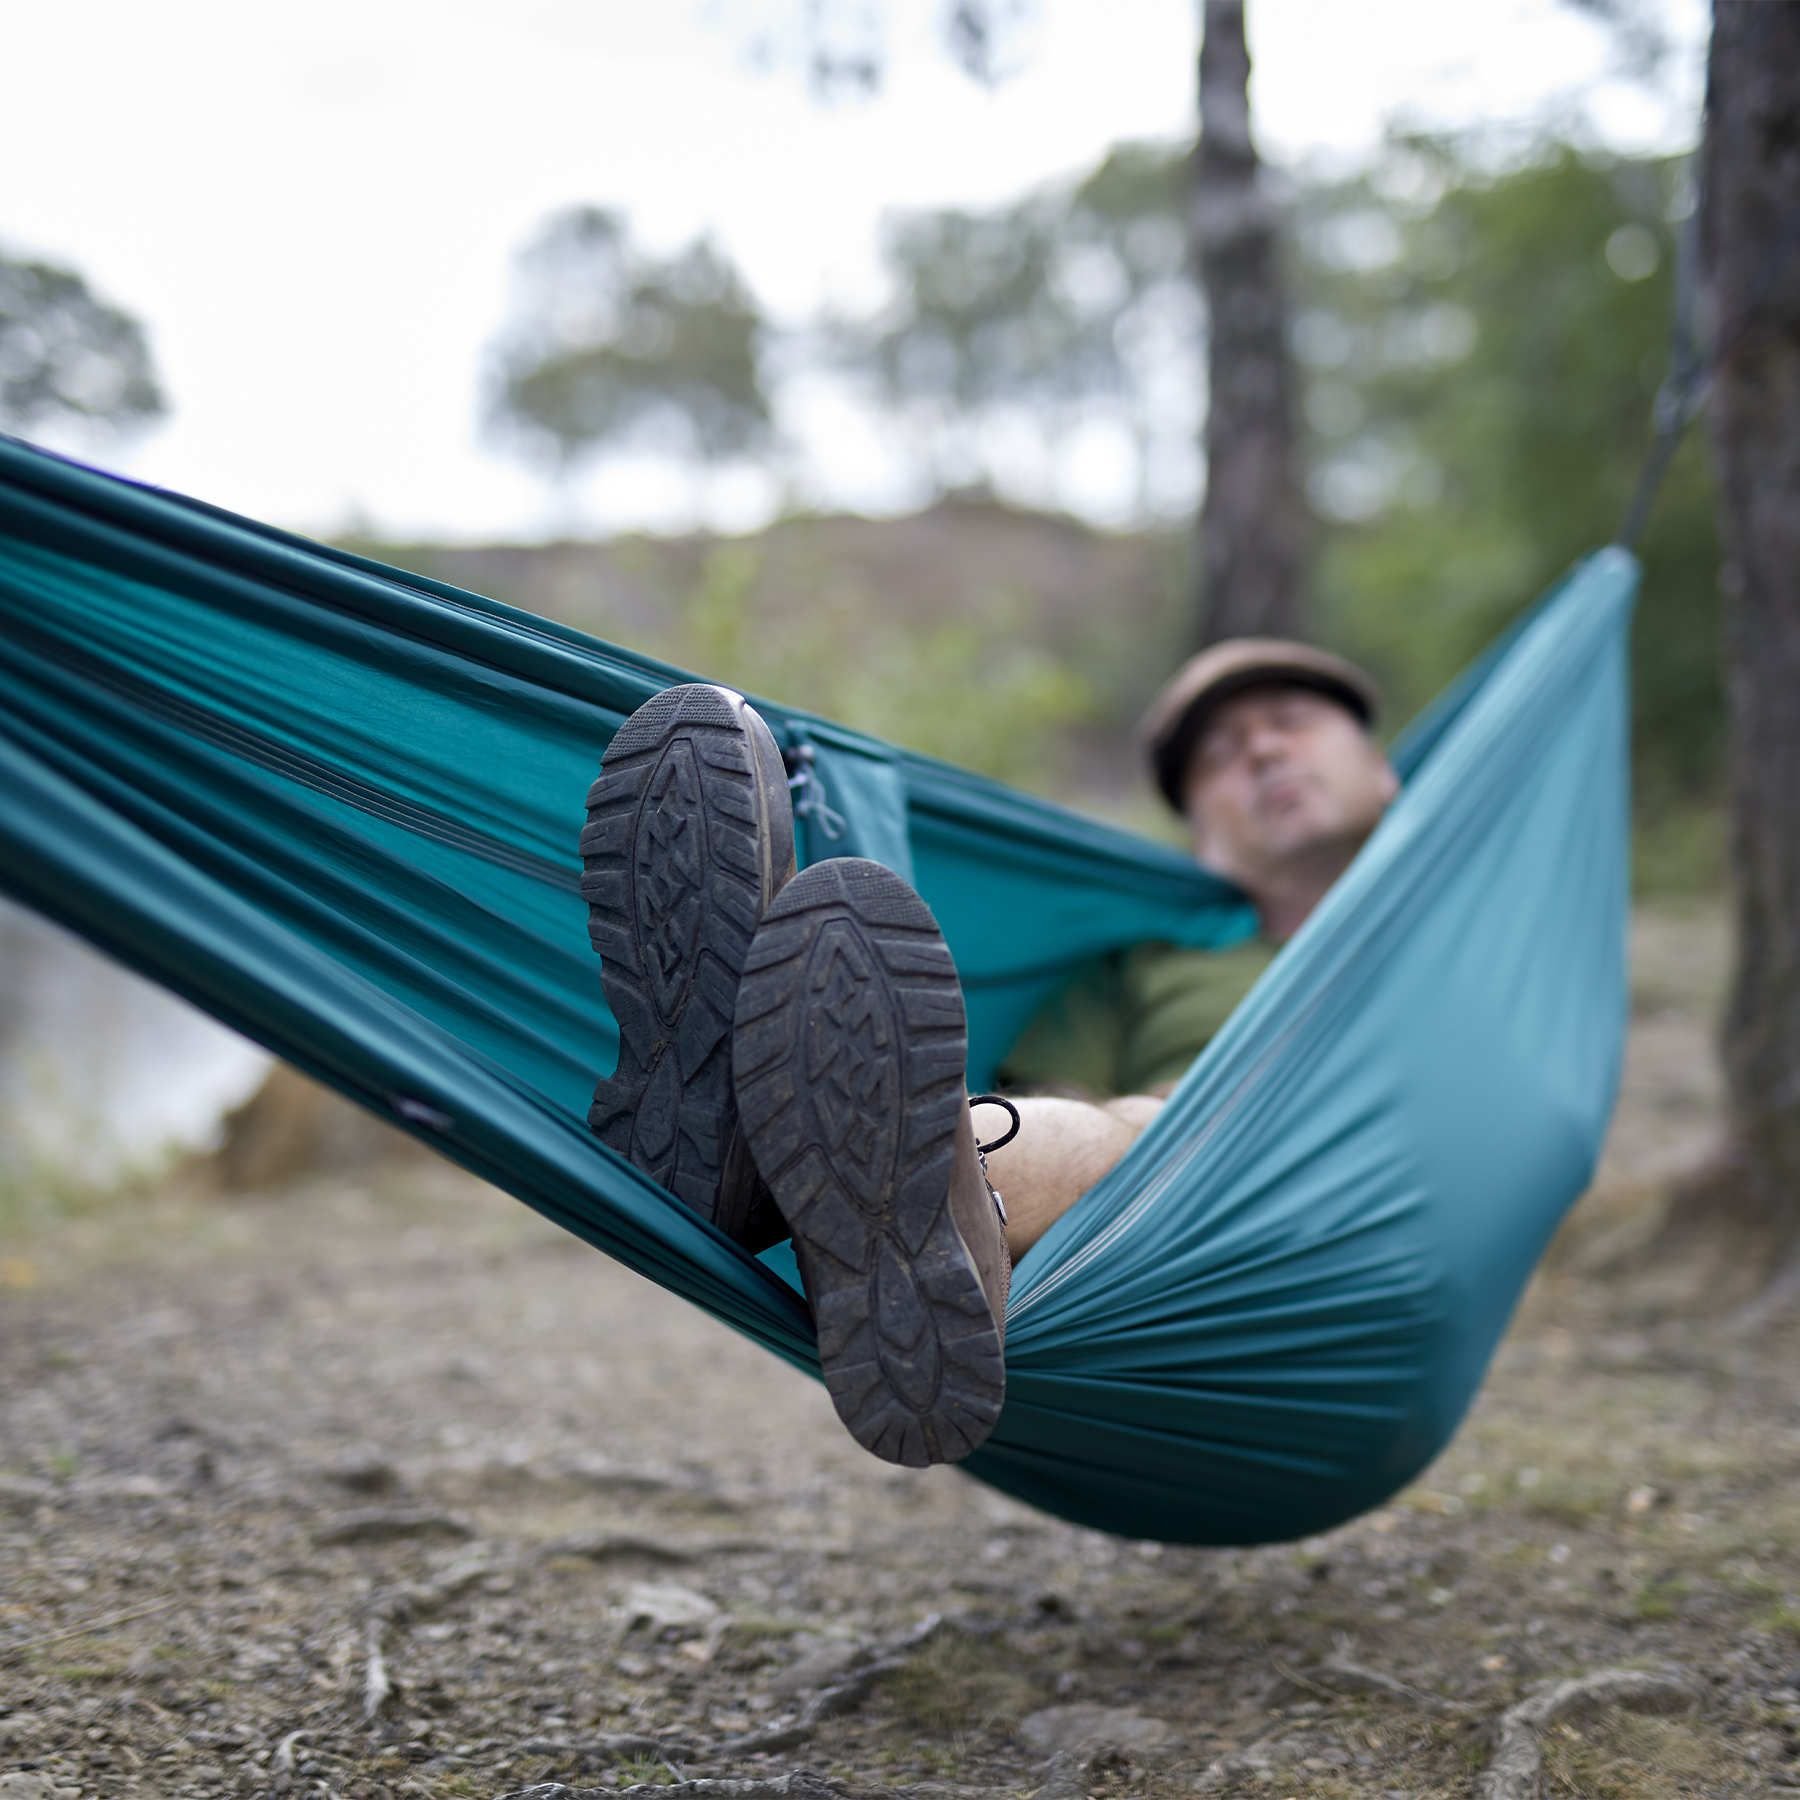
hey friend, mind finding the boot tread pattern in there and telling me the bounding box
[581,684,789,1249]
[734,858,1004,1467]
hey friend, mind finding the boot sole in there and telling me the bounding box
[580,683,794,1249]
[732,858,1004,1467]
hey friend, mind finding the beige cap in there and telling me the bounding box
[1140,638,1381,813]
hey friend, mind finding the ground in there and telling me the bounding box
[2,907,1796,1800]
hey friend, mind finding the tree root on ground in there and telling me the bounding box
[1475,1667,1700,1800]
[1278,1653,1474,1716]
[512,1614,958,1779]
[1030,1748,1118,1800]
[269,1729,307,1795]
[1624,1141,1800,1314]
[0,1593,180,1661]
[360,1620,394,1722]
[496,1774,961,1799]
[1729,1250,1800,1333]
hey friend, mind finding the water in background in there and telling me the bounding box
[0,898,269,1183]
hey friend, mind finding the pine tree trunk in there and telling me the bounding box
[1699,0,1800,1257]
[1189,0,1307,646]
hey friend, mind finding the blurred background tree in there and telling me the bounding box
[798,130,1720,872]
[7,2,1753,1237]
[734,0,1308,642]
[824,197,1093,494]
[437,117,1721,870]
[1063,142,1200,516]
[732,0,1039,99]
[1191,0,1307,645]
[1681,0,1800,1272]
[0,248,164,439]
[485,207,772,511]
[1293,141,1720,873]
[825,147,1198,508]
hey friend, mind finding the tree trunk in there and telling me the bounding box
[1189,0,1308,646]
[1697,0,1800,1258]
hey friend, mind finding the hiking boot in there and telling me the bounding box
[581,683,795,1250]
[731,857,1011,1467]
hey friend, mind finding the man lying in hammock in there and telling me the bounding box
[580,641,1396,1471]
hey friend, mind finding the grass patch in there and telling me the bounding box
[881,1635,1043,1738]
[1542,1713,1749,1798]
[0,1154,172,1242]
[1753,1599,1800,1640]
[1629,1575,1689,1622]
[717,1612,818,1642]
[42,1661,124,1684]
[1631,806,1726,900]
[908,1736,984,1781]
[613,1754,679,1785]
[1135,1617,1190,1649]
[1505,1471,1620,1528]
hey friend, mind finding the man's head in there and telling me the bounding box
[1139,639,1396,936]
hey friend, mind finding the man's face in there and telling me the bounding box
[1180,684,1398,895]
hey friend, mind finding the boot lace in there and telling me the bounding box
[968,1094,1020,1227]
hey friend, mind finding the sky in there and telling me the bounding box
[3,0,1707,542]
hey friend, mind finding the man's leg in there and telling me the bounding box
[981,1095,1163,1259]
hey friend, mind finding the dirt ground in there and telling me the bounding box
[2,907,1796,1800]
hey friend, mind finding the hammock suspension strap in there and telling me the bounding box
[1619,175,1800,548]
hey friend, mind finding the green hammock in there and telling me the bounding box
[0,434,1631,1546]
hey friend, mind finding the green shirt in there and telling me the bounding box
[997,938,1275,1098]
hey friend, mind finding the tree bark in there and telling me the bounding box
[1189,0,1308,646]
[1697,0,1800,1256]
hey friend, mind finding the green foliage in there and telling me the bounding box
[829,198,1077,487]
[0,250,165,437]
[1632,801,1725,896]
[832,141,1198,502]
[0,1144,168,1241]
[486,207,771,477]
[1630,1573,1689,1620]
[880,1633,1042,1734]
[1754,1599,1800,1640]
[612,1754,678,1785]
[461,131,1726,887]
[832,134,1723,877]
[1291,140,1722,821]
[639,543,1096,793]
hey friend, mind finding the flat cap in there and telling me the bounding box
[1140,637,1380,813]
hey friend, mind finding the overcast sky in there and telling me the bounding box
[4,0,1705,541]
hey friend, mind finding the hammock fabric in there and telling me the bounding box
[0,434,1632,1546]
